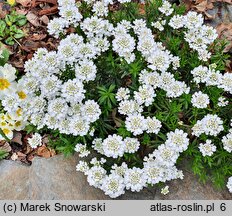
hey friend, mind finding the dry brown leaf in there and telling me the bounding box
[0,141,12,153]
[139,3,145,15]
[194,0,214,12]
[216,23,232,52]
[112,108,122,128]
[0,3,9,18]
[37,0,57,4]
[11,132,23,145]
[38,5,58,15]
[16,0,32,7]
[40,15,49,25]
[37,145,51,158]
[30,33,47,41]
[26,12,40,27]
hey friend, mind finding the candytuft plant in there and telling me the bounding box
[0,0,231,198]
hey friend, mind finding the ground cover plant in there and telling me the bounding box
[0,0,232,198]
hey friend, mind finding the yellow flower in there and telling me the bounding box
[7,0,16,6]
[0,78,10,90]
[1,126,13,139]
[17,91,27,99]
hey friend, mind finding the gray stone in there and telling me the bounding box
[0,160,30,200]
[0,155,232,200]
[119,169,232,200]
[29,155,109,200]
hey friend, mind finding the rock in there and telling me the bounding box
[0,155,231,200]
[29,155,110,200]
[118,168,232,200]
[0,160,30,199]
[154,170,232,200]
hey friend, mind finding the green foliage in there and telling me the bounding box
[0,10,27,45]
[0,47,10,66]
[0,149,9,160]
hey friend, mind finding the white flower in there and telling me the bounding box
[61,79,85,103]
[75,59,97,82]
[222,132,232,153]
[220,73,232,94]
[118,100,143,115]
[92,1,109,17]
[47,17,69,38]
[159,0,174,16]
[87,166,107,188]
[125,113,147,136]
[227,177,232,193]
[151,20,165,31]
[218,97,229,107]
[143,162,164,185]
[161,186,169,195]
[102,134,125,158]
[40,75,62,99]
[153,144,179,167]
[59,5,82,26]
[70,117,90,136]
[116,87,130,102]
[124,167,147,192]
[191,91,210,109]
[75,143,90,157]
[191,65,209,84]
[81,100,101,123]
[147,50,171,72]
[0,64,17,99]
[169,15,185,29]
[184,11,204,29]
[124,137,140,153]
[111,162,128,177]
[165,129,189,153]
[146,116,162,134]
[28,133,42,148]
[92,138,104,154]
[134,85,156,106]
[47,98,68,120]
[139,70,160,88]
[76,161,89,174]
[101,174,125,198]
[192,114,224,137]
[199,140,216,157]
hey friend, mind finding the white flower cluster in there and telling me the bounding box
[227,177,232,193]
[192,114,224,137]
[169,11,218,61]
[28,133,42,149]
[191,65,232,94]
[48,0,82,38]
[2,32,108,136]
[90,134,140,158]
[199,140,216,157]
[191,91,210,109]
[222,131,232,153]
[76,129,188,198]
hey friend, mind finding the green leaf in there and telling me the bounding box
[0,20,6,34]
[16,17,27,26]
[0,48,10,66]
[0,150,9,160]
[5,37,14,45]
[14,29,24,39]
